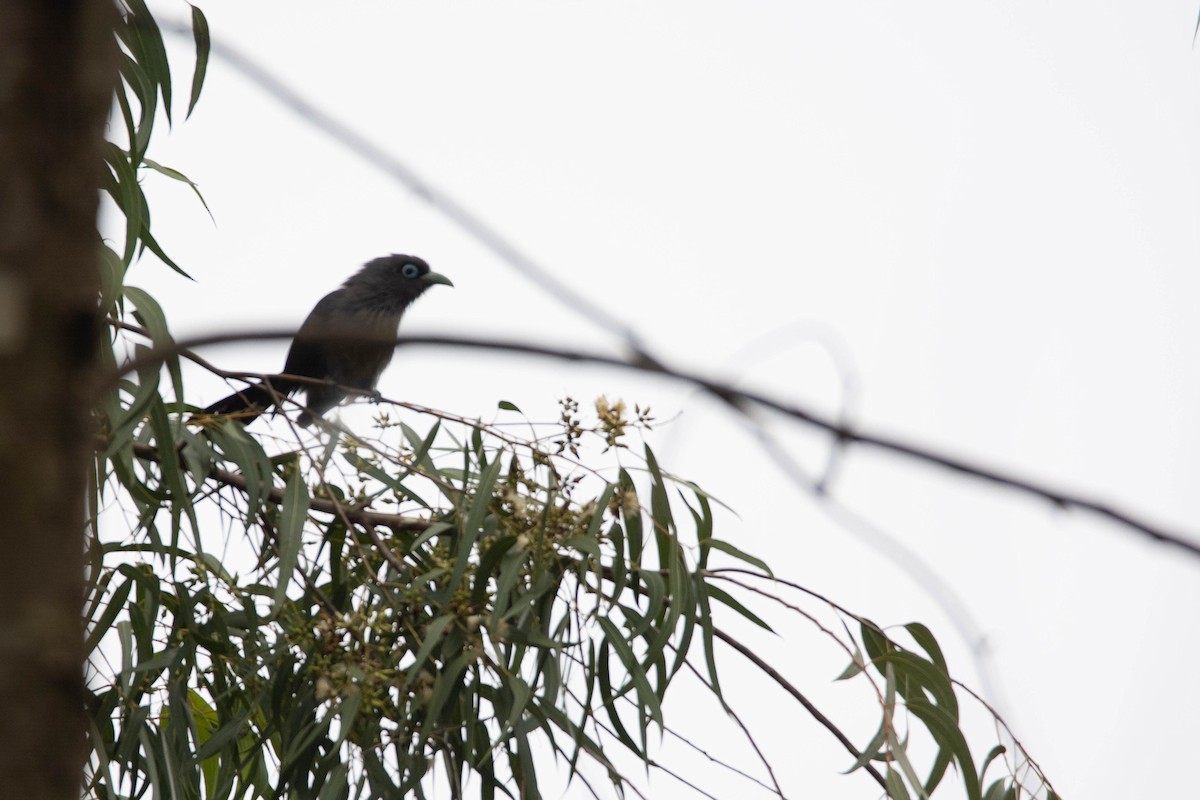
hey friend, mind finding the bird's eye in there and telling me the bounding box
[401,262,421,279]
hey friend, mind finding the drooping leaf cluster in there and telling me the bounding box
[103,0,210,290]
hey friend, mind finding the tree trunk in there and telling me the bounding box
[0,1,115,796]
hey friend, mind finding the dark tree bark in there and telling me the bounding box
[0,1,116,796]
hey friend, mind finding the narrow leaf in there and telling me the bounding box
[187,4,210,118]
[702,538,773,577]
[271,468,309,615]
[704,584,774,632]
[405,615,454,689]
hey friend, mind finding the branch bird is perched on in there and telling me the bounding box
[205,254,453,426]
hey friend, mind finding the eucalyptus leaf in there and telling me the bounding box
[187,4,210,118]
[271,468,309,615]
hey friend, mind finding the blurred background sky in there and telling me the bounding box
[112,1,1200,796]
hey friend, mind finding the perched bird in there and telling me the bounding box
[204,254,452,426]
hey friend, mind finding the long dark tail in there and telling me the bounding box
[203,378,296,423]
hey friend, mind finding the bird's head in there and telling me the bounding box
[345,254,454,313]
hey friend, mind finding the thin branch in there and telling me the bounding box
[559,680,750,800]
[562,649,786,799]
[951,678,1059,798]
[113,330,1200,560]
[119,439,432,533]
[675,659,787,798]
[710,624,888,790]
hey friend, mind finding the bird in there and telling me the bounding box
[203,254,452,426]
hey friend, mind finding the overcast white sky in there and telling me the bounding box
[119,1,1200,796]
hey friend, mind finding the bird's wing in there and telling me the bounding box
[281,290,344,380]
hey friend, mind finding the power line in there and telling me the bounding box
[118,329,1200,560]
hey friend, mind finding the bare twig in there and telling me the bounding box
[675,659,787,798]
[951,678,1059,798]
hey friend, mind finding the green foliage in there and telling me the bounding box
[89,398,742,797]
[89,382,1060,799]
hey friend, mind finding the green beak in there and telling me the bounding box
[422,271,454,287]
